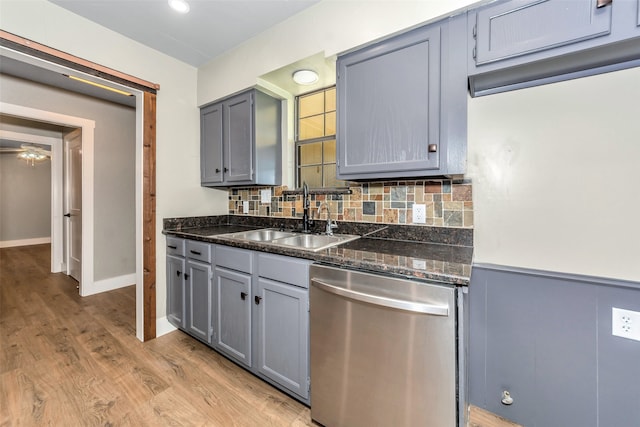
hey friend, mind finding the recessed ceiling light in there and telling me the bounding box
[292,69,319,85]
[168,0,190,14]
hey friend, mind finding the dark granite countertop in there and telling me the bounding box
[163,215,473,286]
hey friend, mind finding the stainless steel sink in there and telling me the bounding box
[219,228,359,252]
[274,233,360,252]
[222,228,297,242]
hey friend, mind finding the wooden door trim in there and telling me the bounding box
[0,30,159,93]
[1,31,158,341]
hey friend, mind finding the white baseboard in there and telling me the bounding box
[156,317,177,337]
[0,237,51,248]
[84,273,136,296]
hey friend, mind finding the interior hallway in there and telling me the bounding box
[0,244,312,426]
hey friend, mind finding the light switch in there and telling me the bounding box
[261,189,271,204]
[243,201,249,214]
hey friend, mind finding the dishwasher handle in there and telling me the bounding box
[311,278,449,316]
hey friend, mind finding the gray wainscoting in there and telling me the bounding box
[469,264,640,427]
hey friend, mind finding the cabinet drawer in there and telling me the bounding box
[216,245,253,273]
[186,241,212,263]
[258,253,312,289]
[166,237,185,257]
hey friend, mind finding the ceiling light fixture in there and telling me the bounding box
[168,0,190,13]
[64,74,134,97]
[17,147,49,167]
[292,69,319,85]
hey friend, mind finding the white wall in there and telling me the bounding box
[467,67,640,281]
[0,153,51,242]
[0,0,228,325]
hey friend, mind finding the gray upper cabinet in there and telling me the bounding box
[200,89,282,187]
[336,14,467,180]
[200,102,223,184]
[474,0,612,66]
[469,0,640,96]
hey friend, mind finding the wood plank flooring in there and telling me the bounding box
[1,244,517,427]
[0,244,312,426]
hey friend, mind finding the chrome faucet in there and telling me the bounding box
[317,201,338,236]
[302,182,313,233]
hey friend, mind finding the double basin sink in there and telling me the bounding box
[218,228,360,252]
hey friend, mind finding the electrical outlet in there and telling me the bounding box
[242,201,249,214]
[413,204,426,224]
[612,307,640,342]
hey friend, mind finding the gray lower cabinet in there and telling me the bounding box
[212,245,254,367]
[166,237,186,329]
[336,13,467,179]
[200,89,281,187]
[256,253,312,400]
[468,0,640,96]
[184,241,213,343]
[213,266,252,367]
[166,238,311,403]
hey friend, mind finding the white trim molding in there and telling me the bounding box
[0,237,51,248]
[156,317,177,338]
[89,273,136,296]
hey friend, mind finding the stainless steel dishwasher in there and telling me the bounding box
[310,264,457,427]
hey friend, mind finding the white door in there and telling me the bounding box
[64,129,82,283]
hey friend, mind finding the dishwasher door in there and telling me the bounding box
[310,264,457,427]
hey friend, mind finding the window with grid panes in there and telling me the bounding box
[296,86,345,188]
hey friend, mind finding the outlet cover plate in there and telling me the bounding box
[612,307,640,342]
[413,204,426,224]
[261,189,271,204]
[243,201,249,214]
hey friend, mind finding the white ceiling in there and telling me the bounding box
[48,0,321,67]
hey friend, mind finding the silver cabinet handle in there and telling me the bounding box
[311,278,449,316]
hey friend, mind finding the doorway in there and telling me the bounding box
[1,32,158,342]
[0,103,96,296]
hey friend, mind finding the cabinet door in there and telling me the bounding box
[185,259,212,343]
[473,0,612,66]
[213,266,252,367]
[166,254,185,328]
[337,25,441,179]
[224,91,253,184]
[256,278,309,399]
[201,102,224,184]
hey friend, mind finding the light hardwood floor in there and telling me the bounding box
[1,244,312,426]
[1,244,517,427]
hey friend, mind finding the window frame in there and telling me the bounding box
[295,85,343,189]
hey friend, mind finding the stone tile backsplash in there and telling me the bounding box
[228,179,473,228]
